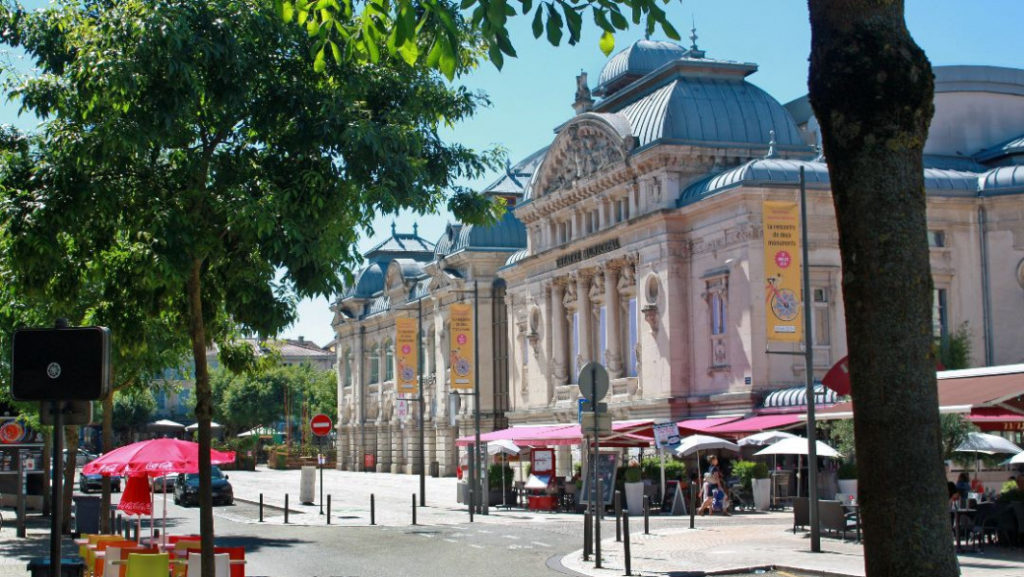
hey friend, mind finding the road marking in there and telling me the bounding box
[469,543,484,549]
[531,541,550,547]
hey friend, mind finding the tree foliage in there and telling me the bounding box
[0,1,499,572]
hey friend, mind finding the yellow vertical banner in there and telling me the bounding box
[395,317,418,396]
[449,303,475,391]
[763,200,804,343]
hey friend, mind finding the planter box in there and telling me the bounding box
[752,478,772,511]
[624,482,645,516]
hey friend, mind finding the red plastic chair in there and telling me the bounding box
[213,546,246,577]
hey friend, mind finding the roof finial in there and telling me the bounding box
[413,222,419,236]
[391,221,397,236]
[572,70,594,115]
[765,130,777,158]
[688,15,705,58]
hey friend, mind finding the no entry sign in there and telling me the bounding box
[310,413,333,437]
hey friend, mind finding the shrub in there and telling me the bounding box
[732,461,769,491]
[837,460,858,480]
[488,463,513,489]
[623,466,642,483]
[640,457,686,481]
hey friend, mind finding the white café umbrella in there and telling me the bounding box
[755,437,842,497]
[486,440,520,508]
[674,434,740,478]
[737,430,799,447]
[954,432,1022,480]
[1009,451,1024,465]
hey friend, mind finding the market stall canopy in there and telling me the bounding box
[754,437,842,459]
[704,414,804,437]
[818,364,1024,426]
[455,420,658,448]
[954,432,1023,455]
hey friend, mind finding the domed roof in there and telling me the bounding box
[450,210,527,253]
[979,165,1024,196]
[596,40,689,97]
[503,248,529,268]
[434,223,462,258]
[349,262,384,298]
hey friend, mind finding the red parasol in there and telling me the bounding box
[117,474,153,517]
[83,438,235,477]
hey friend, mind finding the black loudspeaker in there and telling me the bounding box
[11,327,111,401]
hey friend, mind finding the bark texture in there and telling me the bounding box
[808,2,957,576]
[187,258,216,577]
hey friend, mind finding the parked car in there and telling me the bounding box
[79,472,121,493]
[150,473,176,493]
[173,465,233,506]
[63,448,98,468]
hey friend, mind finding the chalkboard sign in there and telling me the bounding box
[660,480,687,515]
[580,453,617,505]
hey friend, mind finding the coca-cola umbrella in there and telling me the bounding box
[84,439,235,546]
[117,474,153,543]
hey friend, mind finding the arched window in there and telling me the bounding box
[368,344,380,384]
[384,340,394,382]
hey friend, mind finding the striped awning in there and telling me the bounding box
[760,384,839,414]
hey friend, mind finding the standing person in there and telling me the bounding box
[697,455,730,515]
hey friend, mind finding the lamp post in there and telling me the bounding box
[394,298,428,506]
[800,166,821,552]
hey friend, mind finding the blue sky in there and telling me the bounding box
[3,1,1022,346]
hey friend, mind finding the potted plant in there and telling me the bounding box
[623,464,644,516]
[837,460,858,497]
[750,462,771,511]
[488,463,515,506]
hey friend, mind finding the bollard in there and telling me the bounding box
[595,478,602,569]
[689,484,696,529]
[370,494,376,525]
[643,495,650,535]
[327,495,331,525]
[623,509,632,576]
[583,511,592,561]
[259,493,264,523]
[412,494,417,525]
[284,494,289,524]
[614,490,622,542]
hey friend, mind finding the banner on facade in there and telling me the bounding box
[395,317,419,396]
[763,200,804,343]
[449,302,475,391]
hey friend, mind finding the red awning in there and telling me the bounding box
[677,416,743,434]
[454,420,658,448]
[968,407,1024,432]
[703,414,805,437]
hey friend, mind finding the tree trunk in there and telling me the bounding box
[187,258,215,577]
[807,2,956,576]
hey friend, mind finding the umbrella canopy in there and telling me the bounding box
[1009,451,1024,465]
[147,419,185,430]
[486,439,521,456]
[754,437,843,459]
[954,432,1023,455]
[237,426,277,438]
[737,430,799,447]
[117,475,153,517]
[82,438,236,477]
[673,434,740,457]
[184,421,224,432]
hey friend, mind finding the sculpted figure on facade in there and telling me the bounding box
[589,270,604,303]
[562,278,577,309]
[617,260,636,294]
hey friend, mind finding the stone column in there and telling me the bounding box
[605,264,623,378]
[390,421,403,473]
[577,272,592,370]
[550,282,567,388]
[364,424,377,472]
[376,420,391,472]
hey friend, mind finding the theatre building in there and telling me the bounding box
[333,38,1024,476]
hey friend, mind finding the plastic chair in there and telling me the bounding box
[107,546,159,577]
[213,547,246,577]
[90,539,135,577]
[124,553,170,577]
[185,553,230,577]
[172,541,203,577]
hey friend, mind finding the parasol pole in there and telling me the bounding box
[162,476,169,550]
[501,453,507,508]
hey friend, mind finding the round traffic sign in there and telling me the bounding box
[310,413,333,437]
[577,362,610,402]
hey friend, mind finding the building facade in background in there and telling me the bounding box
[333,39,1024,476]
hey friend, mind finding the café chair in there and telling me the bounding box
[123,553,170,577]
[185,553,231,577]
[213,546,247,577]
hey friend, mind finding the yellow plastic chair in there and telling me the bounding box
[89,539,135,577]
[185,553,230,577]
[124,553,170,577]
[85,535,130,576]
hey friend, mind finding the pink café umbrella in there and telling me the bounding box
[118,475,153,542]
[85,439,234,546]
[83,438,236,477]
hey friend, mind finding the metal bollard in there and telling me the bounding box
[327,495,331,525]
[643,495,650,535]
[412,494,417,525]
[595,479,602,569]
[689,484,696,529]
[370,494,376,525]
[259,493,264,523]
[583,511,592,561]
[284,494,289,524]
[623,509,632,576]
[614,490,622,542]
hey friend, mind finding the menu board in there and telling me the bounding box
[580,453,617,505]
[531,448,555,475]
